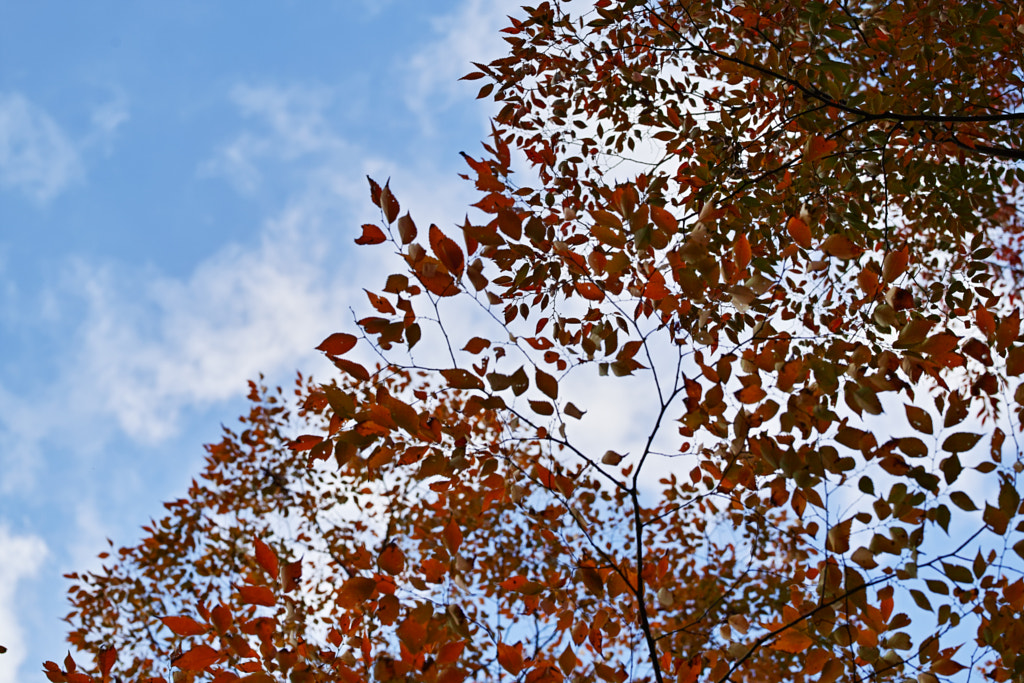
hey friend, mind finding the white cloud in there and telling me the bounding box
[66,201,352,443]
[0,526,47,683]
[199,84,345,194]
[404,0,521,130]
[84,90,130,154]
[0,93,82,203]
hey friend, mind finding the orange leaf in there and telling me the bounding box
[355,224,387,245]
[174,645,221,672]
[288,435,322,452]
[733,233,751,270]
[643,270,670,300]
[331,357,371,382]
[254,539,279,581]
[804,135,838,163]
[317,333,357,356]
[575,282,604,301]
[771,628,813,653]
[786,216,812,248]
[882,246,909,282]
[826,518,852,554]
[497,642,524,675]
[238,585,275,607]
[161,615,206,637]
[649,205,677,233]
[821,234,863,259]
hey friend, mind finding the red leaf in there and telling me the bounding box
[355,224,387,245]
[412,256,460,297]
[378,543,406,575]
[174,645,221,672]
[254,539,279,581]
[430,224,466,277]
[643,270,670,300]
[238,585,276,607]
[317,333,357,356]
[98,648,117,681]
[161,615,207,637]
[463,337,490,354]
[443,518,463,553]
[288,435,322,452]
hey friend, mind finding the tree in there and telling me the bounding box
[47,2,1024,682]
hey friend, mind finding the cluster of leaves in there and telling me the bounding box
[51,1,1024,682]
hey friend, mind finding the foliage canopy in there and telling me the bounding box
[48,2,1024,682]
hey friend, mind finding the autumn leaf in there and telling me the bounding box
[161,615,206,637]
[771,628,814,653]
[786,216,812,248]
[441,368,485,391]
[317,332,358,357]
[378,544,406,575]
[803,135,838,163]
[497,642,525,675]
[733,233,751,270]
[254,538,279,581]
[355,224,387,245]
[173,645,221,672]
[397,213,418,245]
[238,585,275,607]
[820,234,862,259]
[430,224,466,277]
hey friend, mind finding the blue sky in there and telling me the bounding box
[0,2,520,680]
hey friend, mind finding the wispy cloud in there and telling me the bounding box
[0,93,83,203]
[199,84,346,194]
[0,525,47,683]
[0,89,130,204]
[404,0,520,131]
